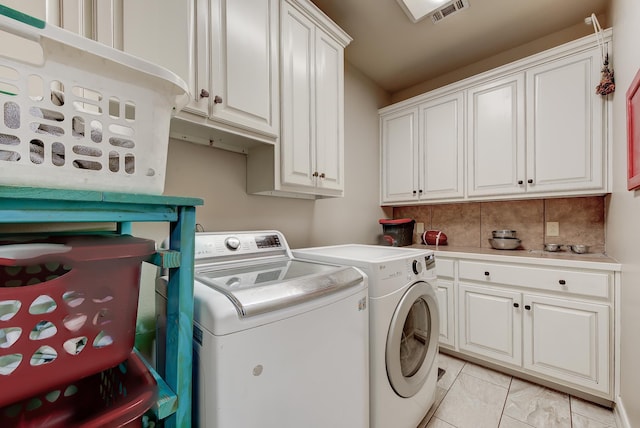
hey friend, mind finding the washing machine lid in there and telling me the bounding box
[195,259,364,317]
[294,244,431,263]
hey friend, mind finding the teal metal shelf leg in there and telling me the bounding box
[164,205,196,428]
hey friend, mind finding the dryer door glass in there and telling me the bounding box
[386,281,440,398]
[400,298,430,377]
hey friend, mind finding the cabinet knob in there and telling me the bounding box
[214,95,223,104]
[559,279,566,285]
[513,303,520,308]
[418,189,423,194]
[527,179,534,184]
[524,305,531,310]
[412,190,417,195]
[199,89,210,98]
[319,173,325,179]
[484,271,490,276]
[518,180,523,185]
[312,171,319,177]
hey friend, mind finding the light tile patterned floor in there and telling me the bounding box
[418,353,617,428]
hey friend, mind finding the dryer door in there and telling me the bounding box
[385,280,440,398]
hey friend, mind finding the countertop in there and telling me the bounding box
[409,244,622,271]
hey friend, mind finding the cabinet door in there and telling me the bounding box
[523,294,610,394]
[280,2,315,188]
[525,48,605,193]
[380,108,420,203]
[459,283,522,365]
[420,93,464,200]
[209,0,279,137]
[122,0,196,109]
[436,279,455,348]
[467,74,526,197]
[314,30,344,192]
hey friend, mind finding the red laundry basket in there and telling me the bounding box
[0,351,157,427]
[0,234,155,407]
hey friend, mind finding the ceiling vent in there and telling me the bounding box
[431,0,470,24]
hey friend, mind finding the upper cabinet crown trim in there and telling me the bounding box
[379,28,612,114]
[284,0,353,47]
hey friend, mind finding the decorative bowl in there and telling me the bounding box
[568,244,589,254]
[544,243,562,252]
[492,230,517,239]
[489,237,521,250]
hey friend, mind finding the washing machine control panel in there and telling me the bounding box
[407,254,436,281]
[412,259,422,275]
[194,231,290,261]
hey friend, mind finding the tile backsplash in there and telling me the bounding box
[393,196,605,253]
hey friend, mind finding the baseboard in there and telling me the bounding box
[615,395,631,428]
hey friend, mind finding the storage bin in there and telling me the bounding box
[0,234,155,407]
[0,5,189,194]
[379,218,415,246]
[0,351,157,427]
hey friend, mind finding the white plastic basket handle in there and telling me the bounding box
[0,244,72,264]
[0,4,190,111]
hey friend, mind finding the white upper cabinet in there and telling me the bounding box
[121,0,279,146]
[380,31,611,205]
[120,0,192,99]
[467,74,525,197]
[381,92,463,204]
[525,48,604,194]
[420,93,465,200]
[247,0,350,198]
[206,0,279,137]
[279,0,348,195]
[381,108,420,202]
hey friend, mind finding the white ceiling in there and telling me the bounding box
[310,0,611,94]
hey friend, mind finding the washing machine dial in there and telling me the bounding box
[225,236,241,250]
[412,259,423,275]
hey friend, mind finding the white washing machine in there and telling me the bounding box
[293,244,439,428]
[156,231,369,428]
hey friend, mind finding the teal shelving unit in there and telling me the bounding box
[0,186,203,428]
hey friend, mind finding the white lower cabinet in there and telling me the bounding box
[523,294,610,394]
[458,283,522,366]
[437,255,616,401]
[436,279,455,348]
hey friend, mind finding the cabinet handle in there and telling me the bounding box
[319,173,325,179]
[418,189,423,194]
[518,180,523,185]
[484,271,490,276]
[213,95,223,104]
[413,190,417,195]
[312,171,319,177]
[513,303,520,308]
[524,305,531,310]
[559,279,566,285]
[199,89,210,98]
[527,179,533,184]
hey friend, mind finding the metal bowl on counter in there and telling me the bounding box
[568,244,589,254]
[492,230,517,239]
[489,237,521,250]
[543,243,562,252]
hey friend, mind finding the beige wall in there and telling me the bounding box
[608,1,640,426]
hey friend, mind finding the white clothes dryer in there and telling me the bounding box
[293,244,439,428]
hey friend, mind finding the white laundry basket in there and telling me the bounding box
[0,6,189,195]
